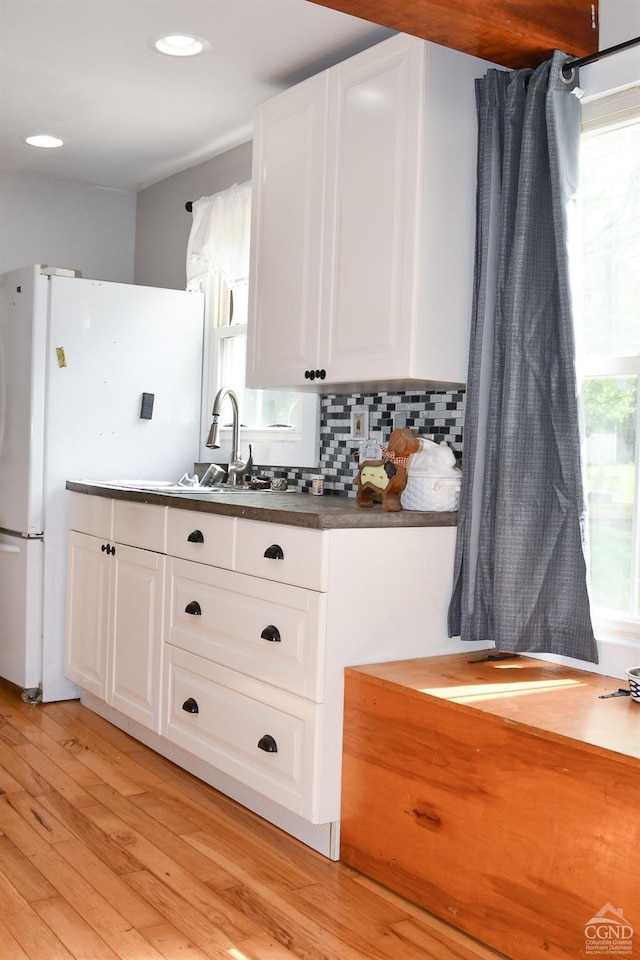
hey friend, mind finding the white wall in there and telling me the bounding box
[581,0,640,97]
[0,170,136,282]
[134,141,252,290]
[599,0,640,46]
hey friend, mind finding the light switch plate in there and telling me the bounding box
[349,409,369,440]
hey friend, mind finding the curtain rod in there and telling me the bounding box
[562,34,640,79]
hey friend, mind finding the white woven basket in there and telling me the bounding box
[401,468,462,511]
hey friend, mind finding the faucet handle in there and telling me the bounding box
[227,444,253,483]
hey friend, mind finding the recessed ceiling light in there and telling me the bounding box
[25,134,64,149]
[150,34,210,57]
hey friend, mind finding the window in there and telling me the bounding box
[579,90,640,642]
[188,184,319,468]
[204,273,318,463]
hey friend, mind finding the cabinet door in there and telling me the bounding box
[247,72,329,388]
[322,34,425,384]
[65,531,109,697]
[164,646,318,819]
[108,543,165,732]
[166,557,326,701]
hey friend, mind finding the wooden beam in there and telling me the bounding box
[307,0,599,68]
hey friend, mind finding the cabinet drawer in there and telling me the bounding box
[163,646,317,817]
[166,558,325,701]
[68,492,112,538]
[113,500,166,553]
[235,519,327,590]
[166,508,235,568]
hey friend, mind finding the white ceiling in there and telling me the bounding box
[0,0,394,191]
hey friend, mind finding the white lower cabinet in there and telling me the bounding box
[66,493,166,732]
[67,493,461,856]
[66,530,110,698]
[108,543,164,731]
[165,557,325,700]
[161,511,328,821]
[164,646,318,818]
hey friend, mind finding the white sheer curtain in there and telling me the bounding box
[185,180,320,469]
[186,181,251,316]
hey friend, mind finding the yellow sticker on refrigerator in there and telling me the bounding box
[55,347,67,368]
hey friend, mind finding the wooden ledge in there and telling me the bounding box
[308,0,599,69]
[346,652,640,767]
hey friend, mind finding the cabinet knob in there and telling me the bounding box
[187,529,204,543]
[184,600,202,616]
[260,625,281,643]
[101,543,107,552]
[319,368,326,380]
[257,734,278,753]
[181,697,199,714]
[263,544,284,560]
[102,543,115,555]
[304,369,312,380]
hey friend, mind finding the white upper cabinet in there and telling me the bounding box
[321,35,424,386]
[247,34,493,392]
[247,72,328,387]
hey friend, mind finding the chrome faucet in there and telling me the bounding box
[206,387,252,485]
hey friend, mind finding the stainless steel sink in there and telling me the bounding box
[85,479,213,494]
[101,480,259,495]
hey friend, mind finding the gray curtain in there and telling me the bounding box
[448,51,598,663]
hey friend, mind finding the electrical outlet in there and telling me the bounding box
[393,411,407,430]
[361,436,382,462]
[349,409,369,440]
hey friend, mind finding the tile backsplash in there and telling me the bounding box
[255,388,465,496]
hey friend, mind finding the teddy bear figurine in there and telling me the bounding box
[354,427,420,512]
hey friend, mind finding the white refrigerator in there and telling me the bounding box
[0,265,204,702]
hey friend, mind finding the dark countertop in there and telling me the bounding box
[66,481,458,531]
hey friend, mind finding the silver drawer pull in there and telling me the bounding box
[257,734,278,753]
[182,697,199,714]
[260,625,281,643]
[263,544,284,560]
[184,601,202,616]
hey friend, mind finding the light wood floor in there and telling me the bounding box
[0,678,507,960]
